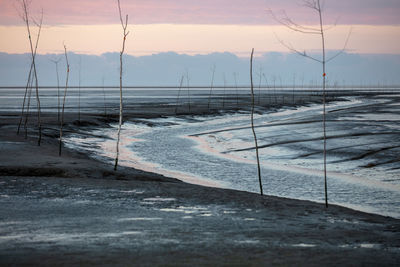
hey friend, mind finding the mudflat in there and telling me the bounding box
[1,100,399,266]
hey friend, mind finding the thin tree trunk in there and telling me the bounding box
[258,68,262,105]
[24,76,34,139]
[78,56,81,123]
[222,73,226,108]
[186,70,191,113]
[56,61,60,122]
[114,0,129,171]
[233,72,239,109]
[59,44,70,156]
[102,76,107,117]
[292,73,296,105]
[250,48,263,196]
[50,58,61,122]
[175,75,184,115]
[17,62,33,135]
[21,1,42,145]
[207,65,216,111]
[317,0,328,208]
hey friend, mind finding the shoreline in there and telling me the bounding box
[1,98,400,265]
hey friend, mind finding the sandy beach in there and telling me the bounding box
[1,95,400,266]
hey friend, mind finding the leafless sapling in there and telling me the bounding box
[59,44,70,156]
[186,69,191,113]
[257,67,262,105]
[269,0,351,207]
[250,48,263,196]
[19,0,42,145]
[175,74,185,115]
[102,76,107,117]
[114,0,129,171]
[222,73,226,108]
[49,57,61,122]
[207,64,216,111]
[233,72,239,108]
[78,56,82,123]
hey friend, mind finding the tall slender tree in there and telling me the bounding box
[102,76,107,117]
[59,44,70,156]
[19,0,42,145]
[233,72,239,108]
[49,58,61,122]
[207,65,216,111]
[186,69,191,113]
[78,56,82,123]
[175,74,185,115]
[250,48,263,196]
[269,0,351,207]
[114,0,129,171]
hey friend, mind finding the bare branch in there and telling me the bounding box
[268,9,321,35]
[274,32,322,63]
[326,27,352,63]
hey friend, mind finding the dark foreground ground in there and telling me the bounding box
[1,94,400,266]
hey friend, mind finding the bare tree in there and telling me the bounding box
[222,73,226,108]
[262,73,270,106]
[175,74,185,115]
[257,67,262,105]
[59,43,70,156]
[114,0,129,171]
[250,48,263,196]
[233,72,239,108]
[49,57,61,122]
[186,69,191,113]
[78,56,82,123]
[269,0,351,207]
[17,59,34,135]
[18,0,42,145]
[102,76,107,117]
[23,74,34,139]
[207,64,216,111]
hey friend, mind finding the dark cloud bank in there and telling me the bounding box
[1,51,399,86]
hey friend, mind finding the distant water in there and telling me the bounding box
[65,95,400,218]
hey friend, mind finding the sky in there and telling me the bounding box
[0,0,400,56]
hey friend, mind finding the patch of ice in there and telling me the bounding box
[159,206,209,214]
[327,218,359,224]
[182,216,193,219]
[118,217,162,222]
[120,190,144,194]
[200,213,213,217]
[121,231,142,235]
[223,210,237,214]
[292,243,316,248]
[0,195,10,198]
[143,197,176,202]
[244,218,256,221]
[360,243,380,249]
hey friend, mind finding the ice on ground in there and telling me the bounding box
[292,243,316,248]
[118,217,162,222]
[143,197,176,202]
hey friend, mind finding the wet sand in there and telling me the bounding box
[1,95,400,266]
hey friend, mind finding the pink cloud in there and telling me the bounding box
[1,0,399,26]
